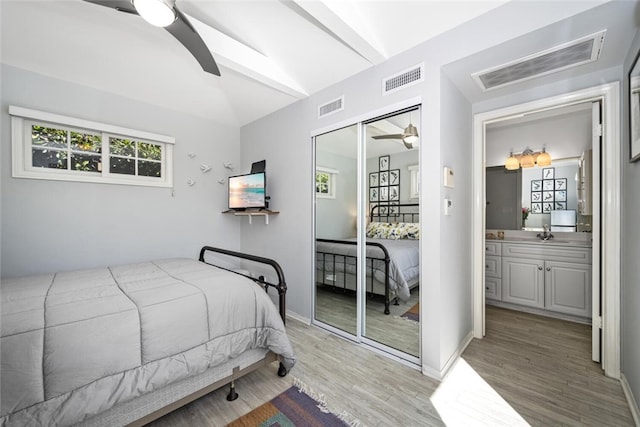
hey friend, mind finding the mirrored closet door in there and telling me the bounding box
[313,106,421,363]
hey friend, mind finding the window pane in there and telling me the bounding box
[139,142,162,161]
[110,138,136,157]
[32,125,66,149]
[138,160,161,177]
[110,157,135,175]
[71,153,101,172]
[71,132,101,153]
[32,148,67,169]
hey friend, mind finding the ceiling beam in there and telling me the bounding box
[186,14,308,99]
[291,0,386,65]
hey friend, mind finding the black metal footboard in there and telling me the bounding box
[198,246,287,324]
[315,238,392,314]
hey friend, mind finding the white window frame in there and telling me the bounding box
[10,106,174,188]
[408,164,419,199]
[315,166,339,199]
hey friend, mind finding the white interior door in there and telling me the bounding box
[591,101,602,364]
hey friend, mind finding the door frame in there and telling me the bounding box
[310,96,422,367]
[471,83,620,378]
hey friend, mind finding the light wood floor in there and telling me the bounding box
[315,285,420,356]
[148,305,633,426]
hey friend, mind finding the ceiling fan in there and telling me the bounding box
[371,122,419,149]
[83,0,220,76]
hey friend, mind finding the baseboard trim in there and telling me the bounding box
[621,373,640,426]
[286,310,310,325]
[422,331,474,381]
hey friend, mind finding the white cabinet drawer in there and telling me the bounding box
[485,241,501,256]
[485,277,501,301]
[485,255,501,278]
[502,243,591,265]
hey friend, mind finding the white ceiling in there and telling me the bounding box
[0,0,507,126]
[0,1,636,129]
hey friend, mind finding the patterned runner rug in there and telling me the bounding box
[400,302,420,322]
[227,379,361,427]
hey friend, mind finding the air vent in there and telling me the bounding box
[383,63,424,95]
[472,30,606,92]
[318,96,344,118]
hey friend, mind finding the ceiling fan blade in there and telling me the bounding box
[166,6,221,76]
[372,134,405,140]
[82,0,137,15]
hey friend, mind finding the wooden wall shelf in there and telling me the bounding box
[223,210,279,224]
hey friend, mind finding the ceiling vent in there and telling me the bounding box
[318,96,344,118]
[383,63,424,95]
[472,30,606,92]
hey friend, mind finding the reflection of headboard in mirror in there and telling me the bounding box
[629,51,640,161]
[370,203,419,223]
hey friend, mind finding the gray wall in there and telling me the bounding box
[622,28,640,416]
[316,150,357,239]
[1,64,241,277]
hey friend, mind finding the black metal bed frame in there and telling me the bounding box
[198,246,289,399]
[199,245,288,324]
[316,203,419,315]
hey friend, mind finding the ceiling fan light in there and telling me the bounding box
[505,153,519,170]
[402,123,419,146]
[133,0,176,27]
[536,149,552,166]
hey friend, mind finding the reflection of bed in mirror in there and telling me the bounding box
[316,203,420,314]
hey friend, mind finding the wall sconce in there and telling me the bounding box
[505,147,552,170]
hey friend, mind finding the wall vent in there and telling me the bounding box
[318,96,344,118]
[383,63,424,95]
[472,30,606,92]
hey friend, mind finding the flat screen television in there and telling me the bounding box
[228,172,266,210]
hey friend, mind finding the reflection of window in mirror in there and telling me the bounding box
[316,166,338,199]
[408,164,419,199]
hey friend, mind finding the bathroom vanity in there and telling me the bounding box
[485,237,592,322]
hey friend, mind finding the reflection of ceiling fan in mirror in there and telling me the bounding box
[371,123,419,149]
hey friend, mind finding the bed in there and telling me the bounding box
[0,246,295,427]
[316,203,420,314]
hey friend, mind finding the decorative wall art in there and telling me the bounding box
[370,155,400,217]
[529,167,567,213]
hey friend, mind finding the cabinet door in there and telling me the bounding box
[545,261,592,318]
[502,257,544,308]
[485,255,501,278]
[485,277,502,301]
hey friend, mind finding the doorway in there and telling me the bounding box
[313,105,421,364]
[471,83,621,378]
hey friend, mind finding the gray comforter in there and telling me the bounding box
[0,258,295,426]
[316,238,419,301]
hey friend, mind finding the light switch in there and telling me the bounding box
[444,167,455,188]
[444,198,453,215]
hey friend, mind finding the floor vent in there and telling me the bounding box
[472,30,606,92]
[383,63,424,95]
[318,96,344,118]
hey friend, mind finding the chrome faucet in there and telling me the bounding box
[537,224,554,241]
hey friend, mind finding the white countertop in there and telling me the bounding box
[486,230,592,248]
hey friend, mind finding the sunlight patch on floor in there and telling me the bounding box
[430,358,530,426]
